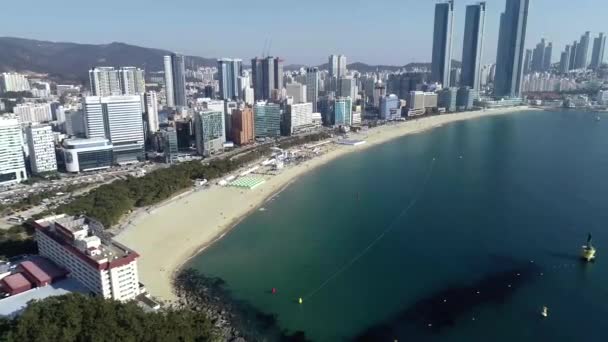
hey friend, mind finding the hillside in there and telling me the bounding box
[0,37,216,83]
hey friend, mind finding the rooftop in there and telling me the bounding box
[35,214,139,268]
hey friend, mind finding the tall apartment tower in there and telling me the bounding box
[0,117,27,185]
[218,58,243,100]
[26,124,57,174]
[531,39,546,72]
[569,41,578,70]
[543,42,553,71]
[163,56,175,107]
[119,67,146,95]
[89,67,121,96]
[163,54,186,107]
[329,55,339,77]
[83,96,145,163]
[575,31,590,69]
[523,49,533,74]
[494,0,530,98]
[559,45,572,73]
[144,92,159,134]
[431,0,454,87]
[306,67,320,112]
[461,2,486,91]
[251,57,283,101]
[590,33,606,70]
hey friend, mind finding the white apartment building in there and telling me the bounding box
[26,124,57,174]
[163,56,175,107]
[89,67,121,97]
[13,103,53,123]
[286,83,307,103]
[286,102,313,134]
[84,96,144,164]
[34,214,141,301]
[119,67,146,95]
[0,117,27,185]
[0,73,30,93]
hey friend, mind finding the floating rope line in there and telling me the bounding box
[302,158,438,301]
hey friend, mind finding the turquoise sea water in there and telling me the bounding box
[188,110,608,341]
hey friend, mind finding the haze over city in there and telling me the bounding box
[3,0,607,65]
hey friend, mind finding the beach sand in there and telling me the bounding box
[115,107,532,301]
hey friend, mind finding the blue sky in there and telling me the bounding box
[3,0,606,66]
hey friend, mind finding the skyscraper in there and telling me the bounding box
[494,0,529,98]
[461,2,486,91]
[163,56,175,107]
[590,33,606,70]
[0,117,27,185]
[531,39,546,72]
[251,57,283,101]
[328,55,339,78]
[523,49,533,74]
[338,55,347,78]
[144,92,159,134]
[231,108,254,146]
[305,68,320,112]
[431,0,454,87]
[575,31,590,69]
[89,67,121,96]
[543,42,553,71]
[217,58,243,100]
[83,96,145,163]
[559,45,571,74]
[569,41,578,70]
[334,97,352,126]
[163,54,186,107]
[253,102,281,138]
[119,67,145,95]
[194,110,225,156]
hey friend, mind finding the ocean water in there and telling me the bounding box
[188,110,608,341]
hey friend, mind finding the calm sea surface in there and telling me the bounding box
[188,110,608,341]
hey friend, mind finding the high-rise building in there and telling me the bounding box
[494,0,529,98]
[328,54,346,78]
[164,54,186,107]
[26,124,57,174]
[62,138,113,173]
[0,117,27,185]
[217,59,243,100]
[461,2,486,91]
[431,0,454,87]
[575,31,591,69]
[438,87,458,112]
[334,97,352,126]
[65,111,86,137]
[306,68,320,112]
[119,67,146,95]
[34,214,141,301]
[379,94,401,120]
[144,92,159,134]
[284,102,313,135]
[231,107,254,146]
[162,127,179,164]
[543,42,553,71]
[339,77,357,100]
[531,39,546,72]
[286,83,307,103]
[523,49,533,74]
[251,57,283,101]
[89,67,121,97]
[0,73,30,93]
[590,33,606,70]
[194,110,225,156]
[253,102,281,138]
[569,40,578,70]
[559,45,572,74]
[163,56,175,107]
[83,96,145,164]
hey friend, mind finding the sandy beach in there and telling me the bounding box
[115,107,532,301]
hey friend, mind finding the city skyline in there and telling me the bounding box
[2,0,607,66]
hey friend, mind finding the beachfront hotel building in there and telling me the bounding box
[334,97,353,126]
[231,107,254,145]
[253,101,281,138]
[25,124,58,174]
[194,110,225,156]
[34,214,141,301]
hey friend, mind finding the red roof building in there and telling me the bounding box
[1,273,32,296]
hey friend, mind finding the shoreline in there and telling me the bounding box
[115,106,534,301]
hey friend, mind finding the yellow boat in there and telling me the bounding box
[581,233,596,262]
